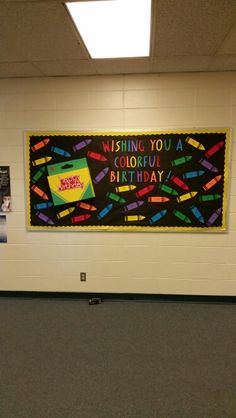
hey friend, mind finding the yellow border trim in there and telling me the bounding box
[25,128,230,232]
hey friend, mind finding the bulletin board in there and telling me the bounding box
[25,129,229,231]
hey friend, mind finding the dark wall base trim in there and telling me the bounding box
[0,291,235,304]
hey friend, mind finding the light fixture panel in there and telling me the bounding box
[66,0,151,59]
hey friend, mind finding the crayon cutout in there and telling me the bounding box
[87,151,107,161]
[202,175,222,191]
[149,209,167,225]
[32,166,46,184]
[198,194,221,202]
[57,207,75,219]
[33,202,53,210]
[148,196,170,203]
[199,158,218,173]
[36,211,54,225]
[173,209,191,224]
[106,192,126,204]
[136,185,155,198]
[177,191,198,203]
[205,141,224,158]
[71,214,91,224]
[32,156,52,166]
[171,175,189,191]
[31,138,50,152]
[165,170,172,183]
[158,183,178,196]
[31,185,49,200]
[93,167,109,184]
[115,185,136,193]
[206,208,222,226]
[51,146,71,158]
[123,201,144,212]
[185,136,205,150]
[182,170,205,179]
[77,202,97,211]
[125,215,146,222]
[73,139,92,152]
[97,203,113,220]
[171,155,192,167]
[190,205,204,224]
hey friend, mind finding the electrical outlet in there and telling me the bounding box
[80,272,86,281]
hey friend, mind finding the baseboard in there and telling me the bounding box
[0,290,235,304]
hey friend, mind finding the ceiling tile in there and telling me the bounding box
[94,58,152,75]
[33,59,96,76]
[153,0,236,56]
[208,55,236,71]
[0,1,88,62]
[0,62,43,78]
[217,22,236,54]
[151,56,212,72]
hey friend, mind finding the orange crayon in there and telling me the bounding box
[203,175,222,191]
[148,196,170,203]
[31,138,50,152]
[77,202,97,211]
[31,184,49,200]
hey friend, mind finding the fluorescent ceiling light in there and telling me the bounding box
[66,0,151,59]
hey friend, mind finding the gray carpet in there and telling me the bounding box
[0,297,235,418]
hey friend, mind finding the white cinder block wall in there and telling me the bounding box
[0,72,236,295]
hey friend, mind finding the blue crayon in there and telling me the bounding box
[149,209,167,225]
[182,170,205,179]
[33,202,53,210]
[97,203,113,220]
[190,205,204,224]
[51,146,71,157]
[165,170,172,183]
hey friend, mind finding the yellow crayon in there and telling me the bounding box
[57,207,75,219]
[124,215,145,221]
[185,136,205,151]
[177,191,198,203]
[115,185,136,193]
[32,156,52,166]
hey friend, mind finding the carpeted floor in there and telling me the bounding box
[0,296,235,418]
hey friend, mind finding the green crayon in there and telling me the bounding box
[171,155,192,167]
[159,183,178,196]
[32,166,46,183]
[106,192,126,203]
[173,209,191,224]
[198,194,221,202]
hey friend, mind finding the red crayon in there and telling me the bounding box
[31,184,49,200]
[71,214,91,223]
[77,202,97,211]
[205,141,224,158]
[171,175,189,191]
[31,138,50,152]
[87,151,107,161]
[136,185,155,198]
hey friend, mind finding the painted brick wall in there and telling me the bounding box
[0,72,236,295]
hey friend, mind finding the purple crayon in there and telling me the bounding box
[123,201,144,212]
[73,139,92,152]
[36,211,54,225]
[206,208,222,226]
[93,167,109,184]
[199,158,218,173]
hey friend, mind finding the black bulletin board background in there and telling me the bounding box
[25,130,229,231]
